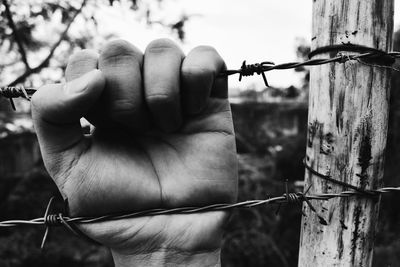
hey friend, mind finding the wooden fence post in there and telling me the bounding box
[298,0,394,266]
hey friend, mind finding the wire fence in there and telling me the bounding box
[0,43,400,249]
[1,44,400,108]
[2,187,400,228]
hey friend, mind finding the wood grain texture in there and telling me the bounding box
[298,0,394,266]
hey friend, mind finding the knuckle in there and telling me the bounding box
[100,39,138,60]
[109,98,141,117]
[66,50,99,80]
[187,46,226,72]
[193,45,218,54]
[193,45,224,64]
[146,93,177,107]
[182,64,213,78]
[68,49,98,65]
[146,38,180,54]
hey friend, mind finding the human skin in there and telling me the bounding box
[31,38,238,266]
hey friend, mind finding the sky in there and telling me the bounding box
[95,0,400,91]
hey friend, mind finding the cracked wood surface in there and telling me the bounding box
[298,0,394,266]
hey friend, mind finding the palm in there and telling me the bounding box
[32,40,237,258]
[64,99,237,251]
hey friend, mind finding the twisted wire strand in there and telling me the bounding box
[1,50,399,104]
[0,85,34,110]
[303,158,378,196]
[1,187,400,228]
[220,51,400,86]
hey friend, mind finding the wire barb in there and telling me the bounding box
[0,86,32,100]
[218,46,400,86]
[41,197,57,250]
[2,187,400,230]
[238,60,275,87]
[0,86,33,111]
[1,45,399,111]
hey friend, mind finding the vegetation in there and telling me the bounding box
[0,1,400,266]
[0,0,188,112]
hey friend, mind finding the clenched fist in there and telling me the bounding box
[31,38,238,266]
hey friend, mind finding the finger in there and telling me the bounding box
[99,39,148,131]
[65,49,98,81]
[144,39,184,132]
[65,49,109,127]
[181,46,227,115]
[31,70,105,156]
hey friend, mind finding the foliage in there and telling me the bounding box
[294,37,310,89]
[0,0,189,112]
[0,169,113,267]
[222,146,305,267]
[1,2,400,266]
[2,93,400,266]
[0,141,307,267]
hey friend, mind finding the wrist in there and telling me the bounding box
[99,212,229,266]
[112,248,221,267]
[77,212,230,266]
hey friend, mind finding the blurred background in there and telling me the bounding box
[0,0,399,266]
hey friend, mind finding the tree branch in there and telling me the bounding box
[8,0,87,86]
[3,0,30,70]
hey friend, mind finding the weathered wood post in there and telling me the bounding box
[298,1,394,266]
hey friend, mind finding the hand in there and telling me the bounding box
[31,39,238,266]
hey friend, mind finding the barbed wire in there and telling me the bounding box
[1,187,399,230]
[5,186,400,228]
[0,86,33,110]
[1,44,400,249]
[1,47,399,110]
[220,50,400,86]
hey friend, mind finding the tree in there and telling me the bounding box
[0,0,188,112]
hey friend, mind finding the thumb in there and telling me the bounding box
[32,69,105,156]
